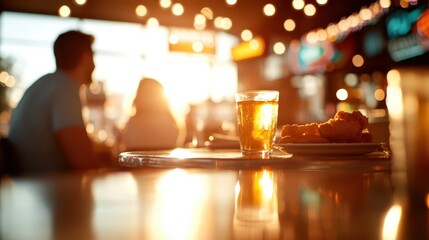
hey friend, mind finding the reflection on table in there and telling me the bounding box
[0,148,427,240]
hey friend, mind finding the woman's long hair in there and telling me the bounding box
[131,78,174,119]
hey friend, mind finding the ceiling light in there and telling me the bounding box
[221,17,232,30]
[263,4,276,17]
[326,24,339,38]
[58,5,71,17]
[194,14,206,25]
[241,29,253,41]
[292,0,305,10]
[359,8,372,21]
[283,19,296,31]
[172,3,184,16]
[273,42,286,55]
[336,88,348,101]
[316,29,327,41]
[201,7,214,20]
[147,17,159,27]
[347,14,360,28]
[214,17,223,29]
[136,5,148,17]
[160,0,172,9]
[338,18,349,32]
[303,4,316,16]
[226,0,237,6]
[316,0,328,5]
[194,14,206,30]
[305,31,317,44]
[74,0,87,6]
[379,0,391,9]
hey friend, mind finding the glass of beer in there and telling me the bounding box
[236,90,279,159]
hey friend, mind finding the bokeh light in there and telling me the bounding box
[136,5,148,17]
[58,5,71,17]
[283,19,296,31]
[241,29,253,41]
[172,3,184,16]
[263,4,276,17]
[336,88,348,101]
[273,42,286,55]
[352,54,364,67]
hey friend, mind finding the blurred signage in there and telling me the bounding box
[387,7,429,62]
[168,28,215,54]
[387,34,428,62]
[363,28,385,57]
[231,37,265,61]
[287,40,334,74]
[417,9,429,39]
[386,7,424,39]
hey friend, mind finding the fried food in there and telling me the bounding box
[281,123,319,138]
[280,123,329,143]
[279,134,330,143]
[319,111,370,143]
[280,110,373,143]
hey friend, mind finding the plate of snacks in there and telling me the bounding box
[274,142,381,156]
[274,110,381,156]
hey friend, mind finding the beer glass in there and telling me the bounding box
[236,90,279,159]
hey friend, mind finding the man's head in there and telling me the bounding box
[53,30,95,85]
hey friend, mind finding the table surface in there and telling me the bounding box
[1,148,427,240]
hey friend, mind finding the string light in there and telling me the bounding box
[379,0,391,9]
[226,0,237,6]
[147,17,159,27]
[301,1,391,44]
[58,0,393,56]
[58,5,71,17]
[74,0,87,6]
[273,42,286,54]
[201,7,214,20]
[284,19,296,31]
[214,17,232,30]
[136,5,148,17]
[292,0,305,10]
[263,4,276,17]
[171,3,184,16]
[303,4,316,16]
[160,0,172,9]
[316,0,328,5]
[241,29,253,41]
[194,14,206,30]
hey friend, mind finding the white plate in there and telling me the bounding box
[274,143,381,156]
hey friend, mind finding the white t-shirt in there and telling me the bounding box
[8,70,84,172]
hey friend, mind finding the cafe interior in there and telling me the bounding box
[1,0,429,239]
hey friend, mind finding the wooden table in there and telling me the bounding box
[0,148,427,240]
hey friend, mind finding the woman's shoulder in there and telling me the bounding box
[123,115,177,131]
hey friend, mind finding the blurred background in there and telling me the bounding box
[1,0,428,146]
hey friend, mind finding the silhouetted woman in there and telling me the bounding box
[119,78,182,151]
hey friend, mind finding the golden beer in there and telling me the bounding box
[236,91,279,158]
